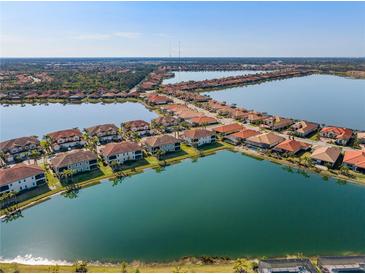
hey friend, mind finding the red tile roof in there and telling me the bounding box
[214,123,245,134]
[275,139,311,153]
[181,128,215,139]
[343,150,365,169]
[320,127,353,140]
[47,128,83,141]
[229,129,260,140]
[0,136,40,152]
[189,116,218,125]
[142,135,181,147]
[0,164,44,186]
[50,149,97,168]
[100,141,141,157]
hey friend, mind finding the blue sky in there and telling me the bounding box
[1,2,364,57]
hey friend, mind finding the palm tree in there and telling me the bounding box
[154,149,165,160]
[29,149,40,164]
[340,165,350,176]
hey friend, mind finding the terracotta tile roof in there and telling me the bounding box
[214,123,245,134]
[357,132,365,140]
[122,120,150,129]
[176,110,203,119]
[47,128,83,141]
[100,141,141,157]
[146,93,172,103]
[50,149,97,169]
[320,127,353,140]
[182,128,215,139]
[152,116,179,126]
[189,116,217,125]
[0,163,44,186]
[142,135,181,147]
[0,136,40,152]
[275,139,311,153]
[246,132,285,146]
[311,146,341,164]
[343,150,365,169]
[228,129,260,140]
[85,124,119,136]
[292,121,319,134]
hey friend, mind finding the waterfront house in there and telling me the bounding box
[213,123,245,136]
[188,116,218,127]
[175,110,203,120]
[258,258,317,273]
[46,128,86,152]
[343,149,365,173]
[121,120,151,137]
[318,256,365,273]
[0,163,46,194]
[224,129,260,145]
[145,93,173,105]
[85,123,121,144]
[245,112,265,124]
[0,136,42,163]
[50,149,98,176]
[290,120,319,137]
[273,139,311,155]
[262,116,294,131]
[99,141,143,165]
[310,146,341,167]
[320,127,353,145]
[142,135,181,154]
[180,129,216,147]
[245,132,285,149]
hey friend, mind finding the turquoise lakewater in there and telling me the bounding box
[1,151,365,262]
[0,102,158,141]
[204,74,365,130]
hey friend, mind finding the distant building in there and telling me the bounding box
[262,116,294,131]
[258,258,317,273]
[0,136,42,163]
[99,141,143,165]
[46,128,86,152]
[85,123,121,144]
[318,256,365,273]
[50,149,98,176]
[0,163,46,194]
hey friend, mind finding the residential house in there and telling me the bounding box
[320,127,353,145]
[188,116,218,127]
[343,149,365,173]
[258,258,317,273]
[273,139,311,155]
[85,123,121,144]
[245,132,285,149]
[99,141,143,165]
[151,116,180,132]
[180,129,216,147]
[318,256,365,273]
[0,163,46,194]
[50,149,98,176]
[142,135,181,154]
[0,136,41,163]
[262,116,294,131]
[47,128,86,152]
[357,132,365,144]
[122,120,151,137]
[224,129,260,145]
[290,120,319,137]
[310,146,341,167]
[213,123,245,136]
[145,93,173,105]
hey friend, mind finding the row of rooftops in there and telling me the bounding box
[161,69,313,92]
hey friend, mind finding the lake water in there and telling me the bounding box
[204,74,365,130]
[1,150,365,263]
[0,102,158,141]
[163,70,265,84]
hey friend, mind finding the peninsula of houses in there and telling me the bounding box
[1,67,365,216]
